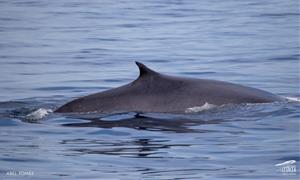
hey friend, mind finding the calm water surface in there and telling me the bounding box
[0,0,299,179]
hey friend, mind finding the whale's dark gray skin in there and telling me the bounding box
[55,62,282,113]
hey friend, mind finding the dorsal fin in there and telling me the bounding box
[135,61,159,77]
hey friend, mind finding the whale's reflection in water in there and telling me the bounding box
[62,113,224,133]
[61,138,188,158]
[60,113,225,158]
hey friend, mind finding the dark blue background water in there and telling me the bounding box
[0,0,299,179]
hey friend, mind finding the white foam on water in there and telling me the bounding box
[25,108,53,120]
[185,102,217,113]
[284,96,300,102]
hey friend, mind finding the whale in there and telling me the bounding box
[55,61,282,113]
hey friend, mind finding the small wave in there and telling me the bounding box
[185,102,217,113]
[284,96,300,102]
[25,108,53,121]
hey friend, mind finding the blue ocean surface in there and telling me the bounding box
[0,0,299,179]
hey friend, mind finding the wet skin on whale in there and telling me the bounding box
[55,62,282,113]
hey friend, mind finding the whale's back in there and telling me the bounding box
[55,62,282,113]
